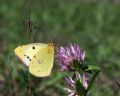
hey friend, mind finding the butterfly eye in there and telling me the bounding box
[48,43,53,46]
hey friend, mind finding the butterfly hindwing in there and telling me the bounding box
[14,43,48,66]
[29,45,54,77]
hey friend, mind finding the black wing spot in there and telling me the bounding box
[24,54,26,56]
[27,56,29,59]
[33,55,36,58]
[32,46,35,49]
[29,59,31,61]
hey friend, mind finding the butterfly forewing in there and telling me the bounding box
[14,43,48,66]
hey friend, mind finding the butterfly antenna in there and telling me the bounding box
[48,32,58,43]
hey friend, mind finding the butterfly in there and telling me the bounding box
[14,43,54,77]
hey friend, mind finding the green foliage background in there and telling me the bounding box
[0,0,120,96]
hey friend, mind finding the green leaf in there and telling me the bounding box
[82,65,100,74]
[86,70,101,92]
[76,80,87,96]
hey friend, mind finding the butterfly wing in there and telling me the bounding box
[14,45,28,65]
[14,43,48,66]
[29,45,54,77]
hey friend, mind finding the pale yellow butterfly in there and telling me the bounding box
[14,43,54,77]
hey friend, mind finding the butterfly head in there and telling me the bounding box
[48,43,54,53]
[48,43,53,47]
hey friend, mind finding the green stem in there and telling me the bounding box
[27,73,32,96]
[8,55,15,96]
[87,70,101,92]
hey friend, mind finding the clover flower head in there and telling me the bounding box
[82,74,89,89]
[56,43,85,71]
[64,77,77,96]
[64,75,89,96]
